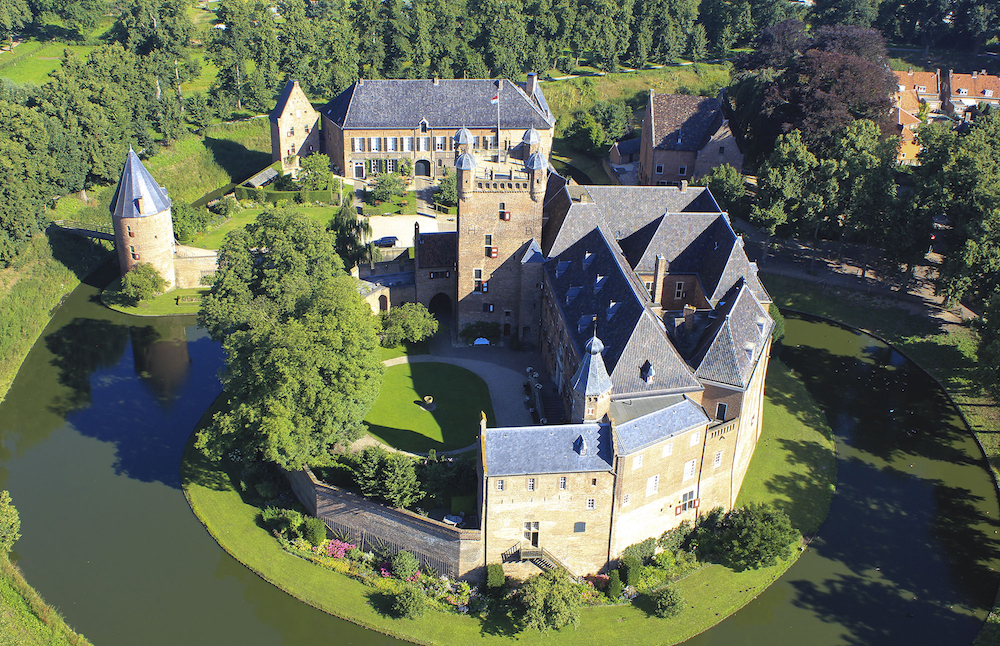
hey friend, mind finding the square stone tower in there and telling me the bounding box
[270,79,321,173]
[454,128,547,343]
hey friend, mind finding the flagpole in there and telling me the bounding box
[496,80,501,156]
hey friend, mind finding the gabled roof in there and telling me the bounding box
[521,239,545,264]
[322,78,555,130]
[483,423,613,476]
[417,232,457,268]
[689,280,772,389]
[611,396,710,455]
[896,89,922,113]
[895,106,921,127]
[544,227,701,397]
[894,70,939,95]
[648,93,725,152]
[543,185,720,258]
[611,138,641,156]
[110,149,172,219]
[270,79,299,122]
[949,71,1000,99]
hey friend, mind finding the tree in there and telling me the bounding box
[652,584,684,618]
[606,569,622,599]
[0,490,19,554]
[704,164,748,220]
[811,0,881,27]
[121,263,167,303]
[370,172,404,203]
[0,0,31,52]
[197,208,383,469]
[185,93,213,131]
[707,503,800,570]
[208,0,279,111]
[378,452,422,508]
[331,202,374,267]
[390,585,426,618]
[380,303,438,347]
[518,569,582,632]
[299,153,332,191]
[435,169,457,207]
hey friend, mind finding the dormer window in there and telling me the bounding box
[595,274,606,291]
[986,89,995,97]
[744,342,755,361]
[420,120,428,133]
[583,251,593,268]
[641,360,655,383]
[555,260,571,278]
[897,84,906,92]
[757,318,767,337]
[607,300,620,318]
[577,315,592,333]
[958,88,969,96]
[566,286,582,304]
[917,85,926,92]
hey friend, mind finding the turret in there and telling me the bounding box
[455,151,478,201]
[454,127,473,157]
[526,152,546,200]
[110,149,176,289]
[522,127,541,158]
[568,328,613,423]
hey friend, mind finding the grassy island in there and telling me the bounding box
[183,359,836,646]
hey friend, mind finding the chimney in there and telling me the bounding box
[432,77,439,86]
[680,179,688,192]
[136,197,144,213]
[652,254,667,304]
[480,411,487,437]
[526,72,538,97]
[357,78,364,86]
[683,304,696,331]
[907,67,913,75]
[973,70,978,78]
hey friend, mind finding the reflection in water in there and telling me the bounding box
[1,277,998,646]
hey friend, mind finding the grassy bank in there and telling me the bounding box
[183,358,835,645]
[0,557,91,646]
[101,276,208,316]
[0,233,110,403]
[762,273,1000,645]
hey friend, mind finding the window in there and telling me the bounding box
[675,282,684,299]
[574,522,586,532]
[403,137,413,152]
[633,454,644,470]
[718,146,725,154]
[485,234,493,246]
[369,137,381,151]
[386,159,397,173]
[429,271,450,279]
[483,303,494,313]
[646,474,659,496]
[504,309,511,317]
[713,451,723,468]
[690,431,700,447]
[591,478,597,486]
[958,88,969,96]
[917,85,926,92]
[435,136,446,151]
[644,281,653,295]
[287,127,294,136]
[527,478,535,491]
[986,89,995,97]
[655,164,664,174]
[678,166,687,176]
[420,121,428,133]
[623,493,631,505]
[496,479,504,491]
[352,137,364,152]
[481,281,489,292]
[662,443,673,457]
[387,137,397,151]
[716,403,727,420]
[559,477,567,490]
[683,459,697,481]
[420,137,431,151]
[681,490,696,511]
[586,498,596,510]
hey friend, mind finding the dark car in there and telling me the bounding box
[374,236,399,248]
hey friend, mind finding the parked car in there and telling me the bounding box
[374,236,399,248]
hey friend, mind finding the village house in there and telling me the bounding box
[270,80,321,174]
[942,69,1000,119]
[637,92,743,186]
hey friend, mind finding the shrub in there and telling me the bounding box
[606,569,622,600]
[120,263,166,304]
[260,506,281,526]
[391,550,420,580]
[299,153,332,191]
[390,584,426,618]
[519,569,582,632]
[486,563,506,590]
[303,516,328,547]
[769,303,785,343]
[276,509,305,539]
[652,585,684,618]
[371,173,405,202]
[622,537,656,563]
[658,521,693,553]
[380,302,438,347]
[721,503,800,570]
[435,169,458,206]
[619,553,643,587]
[0,491,20,554]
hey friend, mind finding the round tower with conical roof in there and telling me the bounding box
[110,149,176,289]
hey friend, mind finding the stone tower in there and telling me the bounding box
[454,128,547,342]
[110,149,176,290]
[270,79,321,173]
[568,328,613,423]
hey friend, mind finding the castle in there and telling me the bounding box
[276,76,772,578]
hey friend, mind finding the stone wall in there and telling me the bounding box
[173,246,218,289]
[114,208,176,289]
[271,81,321,173]
[286,468,485,581]
[693,121,744,179]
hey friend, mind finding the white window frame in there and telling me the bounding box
[681,490,696,511]
[435,136,447,151]
[646,474,659,496]
[623,493,630,505]
[690,431,700,447]
[352,137,364,152]
[559,476,567,490]
[527,477,535,491]
[586,498,596,510]
[678,165,687,176]
[386,159,397,173]
[683,459,697,481]
[387,137,397,151]
[714,451,723,468]
[633,454,643,470]
[369,137,381,151]
[403,137,413,152]
[655,164,664,174]
[496,479,504,491]
[675,281,684,299]
[662,442,673,457]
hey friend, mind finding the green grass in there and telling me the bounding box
[0,41,95,85]
[48,120,272,229]
[379,340,431,361]
[362,191,417,216]
[182,357,835,646]
[189,205,339,250]
[100,277,208,316]
[0,557,91,646]
[364,362,494,452]
[550,144,614,185]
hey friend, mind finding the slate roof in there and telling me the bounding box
[483,423,614,476]
[544,227,702,397]
[323,78,554,130]
[688,280,773,389]
[619,213,769,305]
[612,396,710,455]
[269,80,298,122]
[521,239,545,264]
[417,232,457,269]
[543,185,720,258]
[611,138,641,156]
[649,93,725,152]
[110,149,172,219]
[570,333,613,397]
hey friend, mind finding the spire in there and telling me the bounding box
[570,325,612,397]
[110,149,172,219]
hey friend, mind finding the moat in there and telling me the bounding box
[0,268,997,645]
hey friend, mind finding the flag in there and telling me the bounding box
[490,94,499,105]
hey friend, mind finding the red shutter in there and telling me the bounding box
[693,498,700,508]
[675,505,682,516]
[500,211,511,221]
[490,246,499,258]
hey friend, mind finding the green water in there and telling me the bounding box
[0,275,997,645]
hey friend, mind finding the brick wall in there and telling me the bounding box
[286,468,485,580]
[113,208,176,289]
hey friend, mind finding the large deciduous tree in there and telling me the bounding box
[197,208,383,469]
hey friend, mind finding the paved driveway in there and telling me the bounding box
[368,214,439,248]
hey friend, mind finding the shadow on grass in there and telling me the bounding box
[203,136,273,185]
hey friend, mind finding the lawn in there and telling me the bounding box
[0,41,95,85]
[100,277,208,316]
[189,205,339,250]
[379,339,431,361]
[362,191,417,216]
[364,362,495,453]
[182,355,835,646]
[550,144,613,185]
[0,557,91,646]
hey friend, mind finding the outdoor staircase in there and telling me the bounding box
[519,545,574,575]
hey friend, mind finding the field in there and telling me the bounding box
[189,204,339,250]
